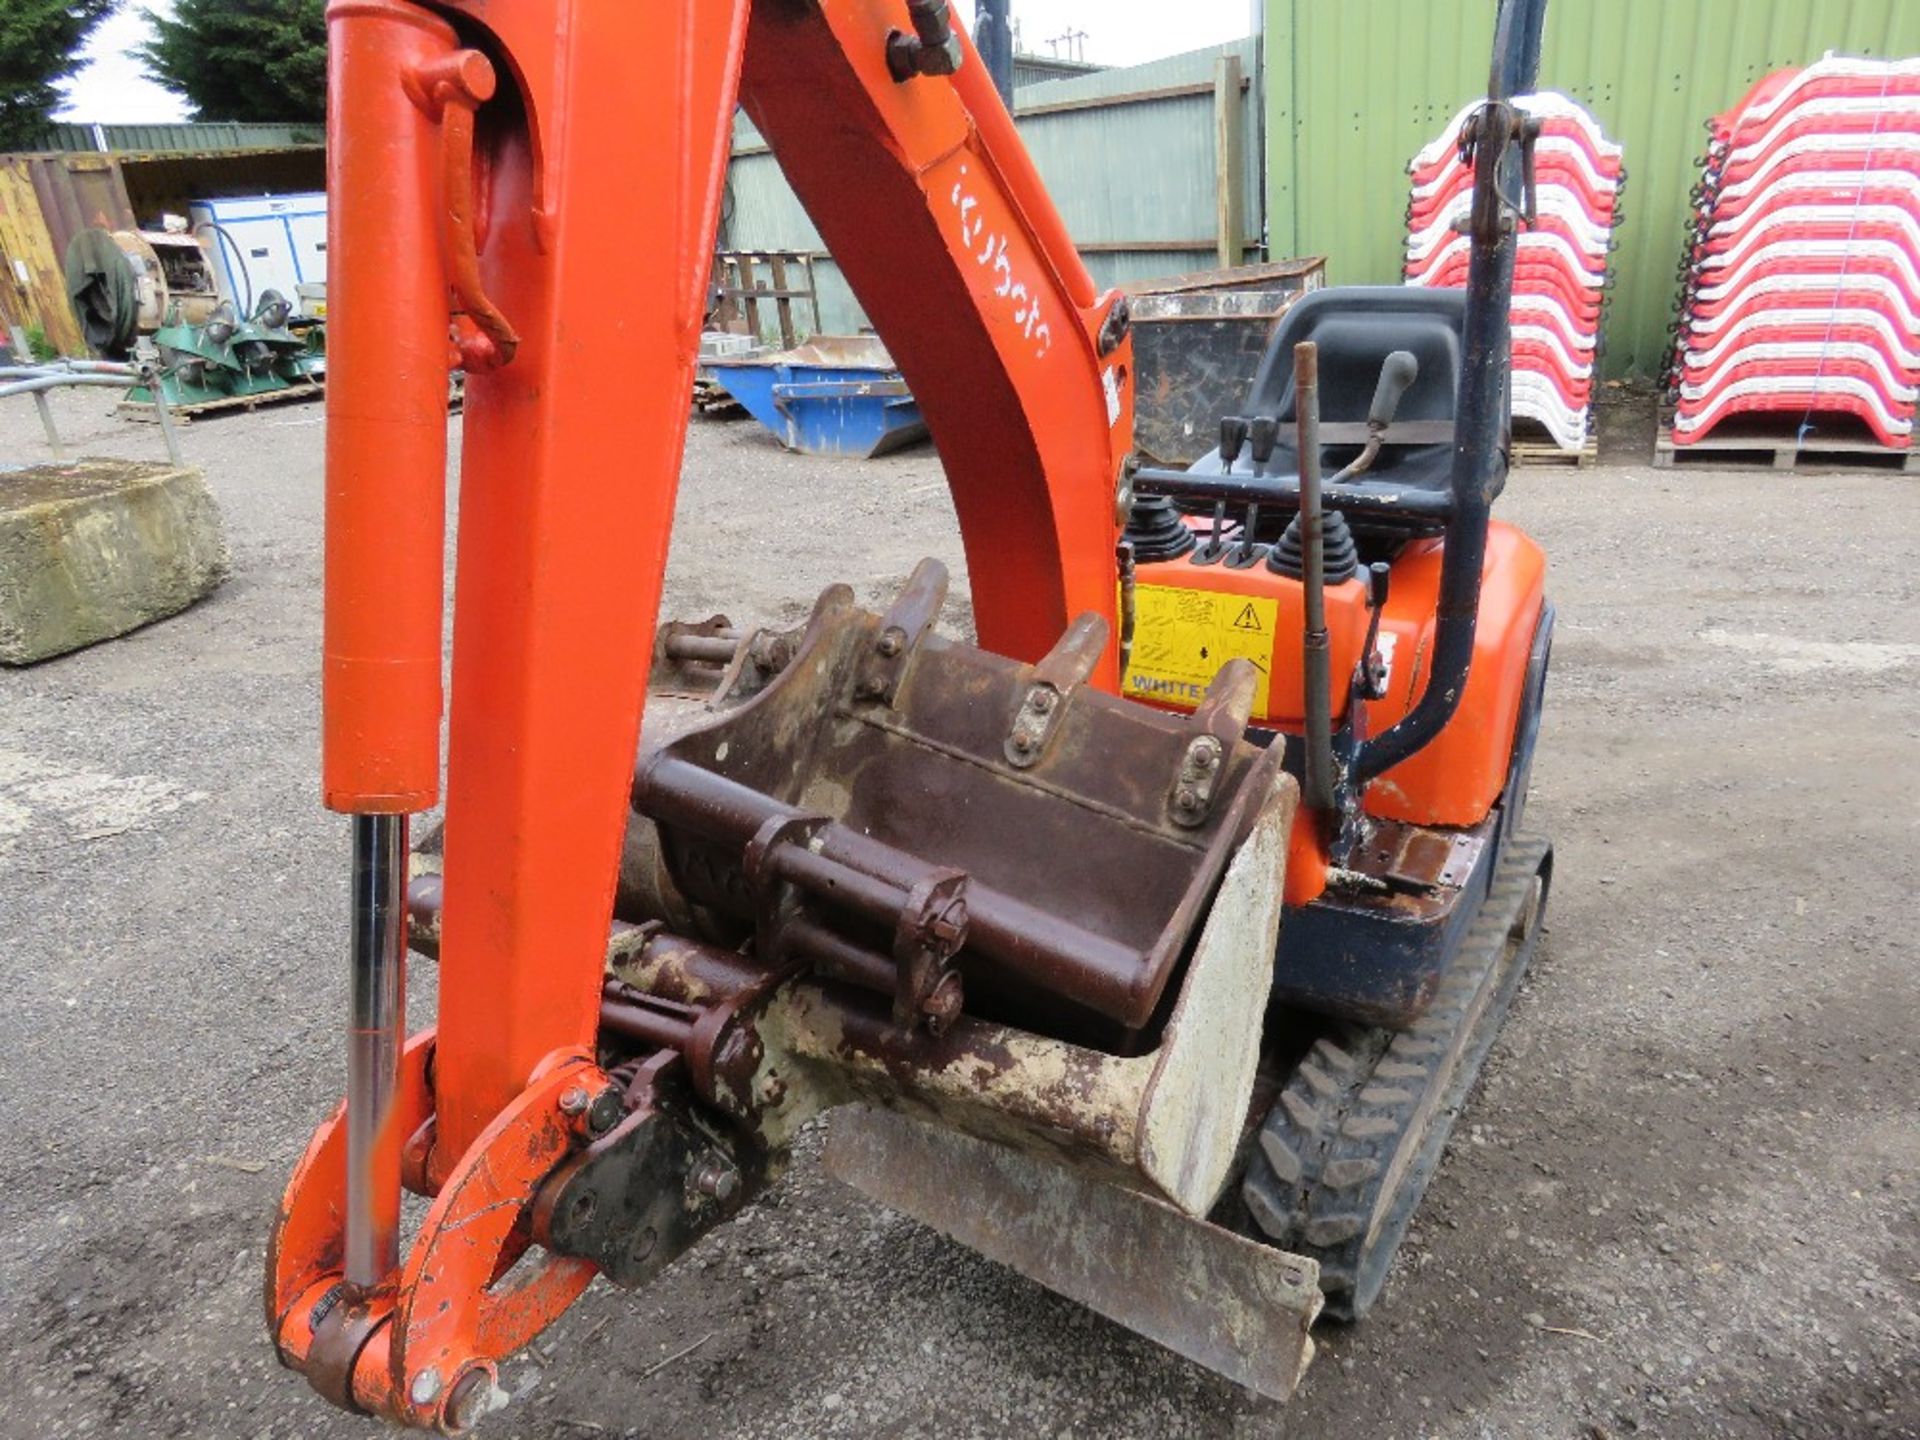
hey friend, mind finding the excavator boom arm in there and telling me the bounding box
[278,1,1134,1426]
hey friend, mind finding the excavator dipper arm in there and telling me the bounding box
[272,0,1135,1428]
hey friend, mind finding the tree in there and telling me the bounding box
[0,0,116,150]
[139,0,326,124]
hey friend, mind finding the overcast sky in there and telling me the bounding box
[58,0,1258,124]
[58,2,183,124]
[949,0,1257,67]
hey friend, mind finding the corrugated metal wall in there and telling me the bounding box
[0,161,87,354]
[34,122,324,155]
[0,154,135,356]
[1266,0,1920,377]
[1011,55,1104,88]
[726,38,1262,338]
[1019,41,1262,284]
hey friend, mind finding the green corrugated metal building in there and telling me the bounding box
[32,122,323,155]
[1265,0,1920,376]
[727,39,1262,337]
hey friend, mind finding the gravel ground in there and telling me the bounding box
[0,386,1915,1440]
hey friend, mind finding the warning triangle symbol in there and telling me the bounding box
[1231,603,1263,633]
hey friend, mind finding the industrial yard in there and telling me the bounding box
[1,387,1914,1439]
[4,0,1920,1433]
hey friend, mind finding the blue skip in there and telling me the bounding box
[704,336,929,459]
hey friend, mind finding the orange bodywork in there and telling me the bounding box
[322,0,465,814]
[268,1032,603,1429]
[1359,521,1547,828]
[285,0,1136,1423]
[1135,520,1547,904]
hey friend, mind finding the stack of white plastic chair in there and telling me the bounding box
[1405,92,1625,454]
[1667,55,1920,451]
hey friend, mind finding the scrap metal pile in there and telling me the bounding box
[1666,55,1920,450]
[1405,93,1625,454]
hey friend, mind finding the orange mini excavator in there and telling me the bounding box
[272,0,1554,1428]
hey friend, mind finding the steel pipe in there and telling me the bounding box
[599,992,698,1052]
[1350,0,1545,786]
[139,364,184,467]
[1,364,179,466]
[1129,463,1455,524]
[1294,342,1335,814]
[0,373,134,398]
[662,633,741,665]
[0,360,137,376]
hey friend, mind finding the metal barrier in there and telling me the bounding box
[0,355,183,467]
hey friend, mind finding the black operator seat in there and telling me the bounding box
[1189,286,1507,532]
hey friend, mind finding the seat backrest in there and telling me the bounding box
[1246,286,1468,425]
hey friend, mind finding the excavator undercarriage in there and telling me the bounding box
[273,0,1557,1429]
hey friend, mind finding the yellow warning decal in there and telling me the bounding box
[1127,585,1275,714]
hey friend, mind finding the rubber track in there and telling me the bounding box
[1243,834,1552,1320]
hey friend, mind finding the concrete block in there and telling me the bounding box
[0,459,229,665]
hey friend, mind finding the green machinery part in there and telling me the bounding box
[65,229,142,359]
[127,290,327,410]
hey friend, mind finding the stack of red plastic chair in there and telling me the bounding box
[1405,93,1625,454]
[1667,55,1920,451]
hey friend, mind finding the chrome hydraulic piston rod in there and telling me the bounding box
[344,812,408,1290]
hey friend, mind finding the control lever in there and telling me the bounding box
[1191,499,1230,566]
[1295,342,1334,814]
[1225,502,1263,569]
[1368,351,1421,434]
[1357,562,1392,700]
[1218,415,1249,472]
[1247,414,1279,470]
[1330,351,1419,483]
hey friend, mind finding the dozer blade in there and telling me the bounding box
[827,1107,1323,1401]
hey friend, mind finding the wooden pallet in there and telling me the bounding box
[117,378,324,425]
[1654,412,1919,473]
[1513,435,1598,468]
[692,377,744,416]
